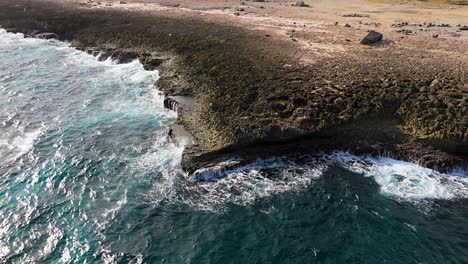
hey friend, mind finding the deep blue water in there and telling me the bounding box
[0,29,468,264]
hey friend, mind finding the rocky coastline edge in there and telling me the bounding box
[0,0,466,175]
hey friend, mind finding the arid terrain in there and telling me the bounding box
[0,0,467,173]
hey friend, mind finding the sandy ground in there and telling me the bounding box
[74,0,468,64]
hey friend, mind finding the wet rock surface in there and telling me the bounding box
[1,0,466,173]
[35,32,59,39]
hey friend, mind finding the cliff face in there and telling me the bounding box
[1,0,466,172]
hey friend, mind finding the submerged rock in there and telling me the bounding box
[97,53,109,61]
[360,30,383,45]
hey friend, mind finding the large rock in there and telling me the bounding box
[360,30,383,45]
[293,1,310,7]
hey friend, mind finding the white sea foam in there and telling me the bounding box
[170,158,326,211]
[41,224,64,259]
[60,247,71,263]
[1,28,171,263]
[162,152,468,211]
[0,127,44,164]
[330,152,468,201]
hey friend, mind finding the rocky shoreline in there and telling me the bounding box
[1,0,466,174]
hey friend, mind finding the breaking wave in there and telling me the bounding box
[155,152,468,212]
[331,152,468,201]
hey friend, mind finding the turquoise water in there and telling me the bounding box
[1,29,468,264]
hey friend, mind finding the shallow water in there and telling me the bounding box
[0,29,467,263]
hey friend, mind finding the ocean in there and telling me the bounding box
[0,29,467,264]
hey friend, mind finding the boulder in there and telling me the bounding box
[360,30,383,45]
[293,1,310,7]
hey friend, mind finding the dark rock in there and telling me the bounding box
[344,23,351,28]
[142,57,167,70]
[164,97,180,111]
[160,2,180,7]
[392,22,409,27]
[293,1,310,7]
[266,94,289,101]
[396,29,414,35]
[460,26,468,30]
[342,13,369,17]
[113,51,139,63]
[292,96,307,106]
[360,30,383,45]
[35,32,58,39]
[97,53,109,61]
